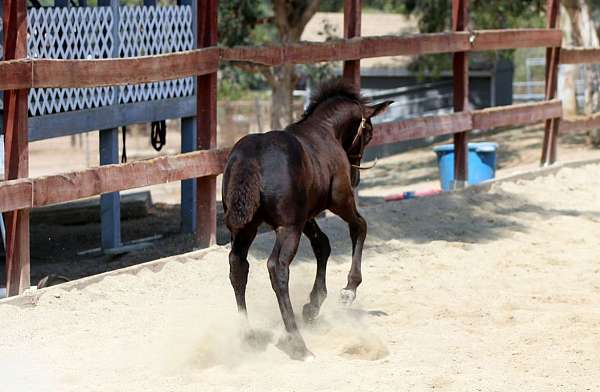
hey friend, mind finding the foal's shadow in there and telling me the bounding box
[345,308,389,318]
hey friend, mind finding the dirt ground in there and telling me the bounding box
[1,162,600,391]
[8,123,599,286]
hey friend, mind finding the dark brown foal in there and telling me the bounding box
[222,80,392,360]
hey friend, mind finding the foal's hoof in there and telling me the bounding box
[339,289,356,306]
[276,334,315,361]
[302,303,320,323]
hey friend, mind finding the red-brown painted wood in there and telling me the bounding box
[369,100,561,147]
[0,59,32,90]
[196,0,218,247]
[452,0,469,185]
[0,180,31,212]
[219,29,559,68]
[0,148,229,213]
[560,113,600,134]
[561,48,600,64]
[343,0,361,89]
[33,48,220,88]
[3,0,30,296]
[541,0,561,165]
[473,100,563,130]
[371,113,472,147]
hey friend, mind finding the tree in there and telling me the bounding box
[562,0,600,145]
[219,0,320,129]
[399,0,546,76]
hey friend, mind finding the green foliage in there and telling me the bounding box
[402,0,546,78]
[218,0,270,47]
[298,19,340,82]
[320,0,405,13]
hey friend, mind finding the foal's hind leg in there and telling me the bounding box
[229,225,258,314]
[302,219,331,323]
[268,226,313,360]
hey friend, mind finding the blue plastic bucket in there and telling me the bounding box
[433,142,498,191]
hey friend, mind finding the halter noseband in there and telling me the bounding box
[348,117,377,170]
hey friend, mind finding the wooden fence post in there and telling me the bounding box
[343,0,361,89]
[452,0,469,188]
[541,0,561,165]
[3,0,30,296]
[196,0,218,247]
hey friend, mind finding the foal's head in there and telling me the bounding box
[301,80,393,186]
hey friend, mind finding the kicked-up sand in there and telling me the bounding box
[1,164,600,391]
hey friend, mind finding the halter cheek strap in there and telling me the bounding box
[349,117,366,152]
[348,117,378,170]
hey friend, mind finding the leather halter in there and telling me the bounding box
[348,117,378,170]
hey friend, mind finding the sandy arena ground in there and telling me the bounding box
[2,163,600,391]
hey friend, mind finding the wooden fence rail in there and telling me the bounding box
[0,29,561,91]
[2,0,600,297]
[0,149,229,213]
[560,48,600,64]
[0,101,563,212]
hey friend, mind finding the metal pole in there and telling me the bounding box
[98,0,122,250]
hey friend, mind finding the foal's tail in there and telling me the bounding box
[224,160,261,230]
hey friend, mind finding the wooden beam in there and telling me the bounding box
[371,112,472,147]
[0,99,567,214]
[0,149,229,212]
[370,101,561,148]
[0,59,32,90]
[343,0,361,88]
[473,100,563,130]
[220,29,561,66]
[0,179,32,212]
[33,150,228,208]
[0,28,565,91]
[3,0,30,296]
[196,0,218,248]
[560,113,600,134]
[30,48,219,88]
[452,0,469,186]
[470,29,561,51]
[541,0,561,165]
[560,48,600,64]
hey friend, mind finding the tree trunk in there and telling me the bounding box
[559,64,579,116]
[268,0,319,129]
[559,5,578,116]
[563,0,600,145]
[270,64,297,129]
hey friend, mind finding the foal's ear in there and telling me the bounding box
[365,100,393,118]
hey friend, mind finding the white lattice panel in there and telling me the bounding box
[0,6,194,116]
[118,6,194,104]
[27,7,116,116]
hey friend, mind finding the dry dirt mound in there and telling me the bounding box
[2,164,600,392]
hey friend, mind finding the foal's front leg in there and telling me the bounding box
[268,226,314,360]
[330,185,367,306]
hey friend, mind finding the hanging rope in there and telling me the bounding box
[151,120,167,151]
[121,126,127,163]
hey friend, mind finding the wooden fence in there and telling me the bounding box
[1,0,599,296]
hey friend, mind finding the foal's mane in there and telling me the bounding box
[299,80,368,123]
